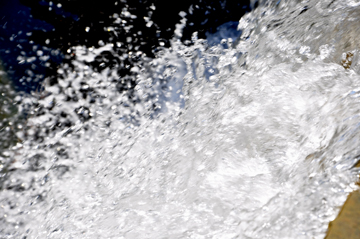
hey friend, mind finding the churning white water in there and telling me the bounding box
[2,0,360,238]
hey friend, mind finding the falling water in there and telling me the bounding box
[2,0,360,238]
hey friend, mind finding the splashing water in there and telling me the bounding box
[2,0,360,238]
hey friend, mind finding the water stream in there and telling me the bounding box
[2,0,360,238]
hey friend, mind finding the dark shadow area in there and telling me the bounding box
[0,0,253,93]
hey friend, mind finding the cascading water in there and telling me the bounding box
[1,0,360,238]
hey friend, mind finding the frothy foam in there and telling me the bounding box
[2,1,360,238]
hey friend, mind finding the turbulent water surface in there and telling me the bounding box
[2,0,360,238]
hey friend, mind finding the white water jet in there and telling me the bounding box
[2,0,360,238]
